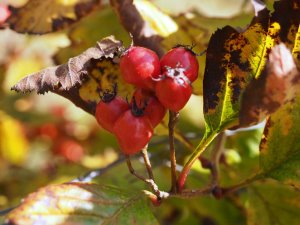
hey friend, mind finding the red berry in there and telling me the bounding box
[132,88,166,127]
[160,47,199,82]
[113,110,153,155]
[120,46,160,90]
[53,139,84,163]
[0,4,10,23]
[95,96,129,133]
[155,73,192,112]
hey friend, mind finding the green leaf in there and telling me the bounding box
[243,182,300,225]
[6,183,159,225]
[204,0,300,133]
[260,94,300,188]
[203,9,275,134]
[179,0,300,189]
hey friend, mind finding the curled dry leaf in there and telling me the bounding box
[240,43,300,127]
[11,36,125,115]
[5,0,102,34]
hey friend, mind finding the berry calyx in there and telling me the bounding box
[95,87,129,133]
[120,46,160,90]
[132,88,166,127]
[155,70,192,112]
[160,46,199,82]
[113,110,153,155]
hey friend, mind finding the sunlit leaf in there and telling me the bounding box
[203,0,299,134]
[259,94,300,188]
[6,183,159,225]
[0,111,28,165]
[243,182,300,225]
[6,0,102,34]
[178,0,300,189]
[240,44,300,126]
[134,0,178,38]
[11,36,129,115]
[152,0,252,18]
[163,11,254,95]
[54,7,130,64]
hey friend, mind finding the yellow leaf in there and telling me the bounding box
[7,0,101,34]
[0,111,28,165]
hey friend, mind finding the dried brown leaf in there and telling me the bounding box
[6,0,102,34]
[11,36,124,115]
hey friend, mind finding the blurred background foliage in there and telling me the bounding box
[2,0,298,225]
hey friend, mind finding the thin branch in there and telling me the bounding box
[126,155,169,200]
[141,145,154,180]
[0,206,17,216]
[221,173,265,195]
[72,155,126,182]
[168,111,179,193]
[170,187,213,199]
[109,0,164,57]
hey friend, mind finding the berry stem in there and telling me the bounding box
[141,145,154,180]
[125,154,169,200]
[168,110,179,193]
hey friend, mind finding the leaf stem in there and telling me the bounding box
[168,111,179,193]
[177,131,218,192]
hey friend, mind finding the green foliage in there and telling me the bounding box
[6,183,158,225]
[243,182,300,225]
[260,95,300,188]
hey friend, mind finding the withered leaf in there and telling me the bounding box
[11,36,125,115]
[203,0,300,133]
[240,43,300,126]
[6,0,102,34]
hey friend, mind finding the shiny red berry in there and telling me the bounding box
[113,110,153,155]
[160,47,199,82]
[132,88,166,127]
[0,4,11,23]
[95,96,129,133]
[155,72,192,112]
[120,46,160,90]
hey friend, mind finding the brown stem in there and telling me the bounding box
[168,110,179,193]
[170,187,213,199]
[169,173,263,199]
[141,145,154,180]
[110,0,164,57]
[221,173,265,195]
[126,155,169,200]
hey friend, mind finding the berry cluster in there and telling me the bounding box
[95,46,199,155]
